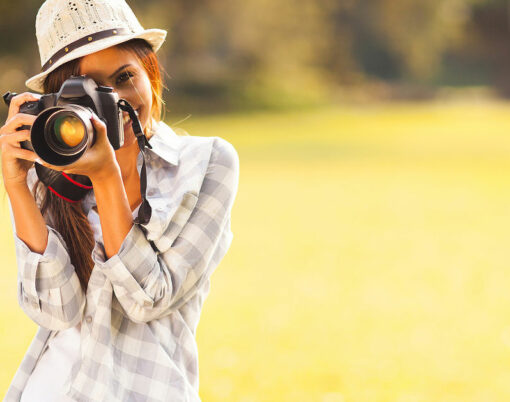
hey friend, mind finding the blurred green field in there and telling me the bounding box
[3,101,510,401]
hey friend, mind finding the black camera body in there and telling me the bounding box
[10,75,123,166]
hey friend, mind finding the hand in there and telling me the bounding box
[0,92,40,188]
[36,114,120,182]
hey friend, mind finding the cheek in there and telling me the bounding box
[140,77,153,115]
[117,76,152,108]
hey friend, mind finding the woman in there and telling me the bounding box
[1,0,239,401]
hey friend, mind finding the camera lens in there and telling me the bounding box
[30,105,94,165]
[51,115,85,148]
[43,107,94,158]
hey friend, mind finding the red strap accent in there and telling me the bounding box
[48,186,80,203]
[61,172,93,189]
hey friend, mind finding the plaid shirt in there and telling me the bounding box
[4,121,239,401]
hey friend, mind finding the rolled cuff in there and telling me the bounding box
[16,226,74,308]
[92,224,156,308]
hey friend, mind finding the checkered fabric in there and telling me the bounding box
[4,120,239,401]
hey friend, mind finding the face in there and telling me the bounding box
[78,45,153,148]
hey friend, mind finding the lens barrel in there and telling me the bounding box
[31,105,95,166]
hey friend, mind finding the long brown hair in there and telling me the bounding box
[34,39,164,291]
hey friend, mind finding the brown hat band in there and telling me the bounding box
[41,28,132,72]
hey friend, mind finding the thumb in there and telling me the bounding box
[90,113,108,142]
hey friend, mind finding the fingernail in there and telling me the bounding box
[35,158,42,164]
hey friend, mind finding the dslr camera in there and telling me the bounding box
[4,75,123,166]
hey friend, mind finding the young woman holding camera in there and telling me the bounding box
[1,0,239,400]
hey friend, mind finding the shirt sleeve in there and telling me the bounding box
[92,137,239,323]
[14,225,86,330]
[10,167,85,330]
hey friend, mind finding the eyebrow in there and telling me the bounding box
[108,64,132,79]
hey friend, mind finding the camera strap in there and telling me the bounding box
[118,99,152,226]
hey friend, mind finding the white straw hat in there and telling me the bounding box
[26,0,167,93]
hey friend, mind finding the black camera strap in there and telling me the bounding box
[118,99,152,226]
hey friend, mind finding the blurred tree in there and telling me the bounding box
[0,0,39,95]
[334,0,471,83]
[458,0,510,95]
[2,0,510,115]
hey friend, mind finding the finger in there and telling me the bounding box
[2,143,38,162]
[2,113,37,134]
[32,157,64,171]
[7,93,40,121]
[0,130,31,146]
[90,114,107,140]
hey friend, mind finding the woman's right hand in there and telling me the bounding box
[0,93,40,189]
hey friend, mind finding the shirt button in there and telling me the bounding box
[31,301,39,309]
[85,316,92,324]
[143,300,152,307]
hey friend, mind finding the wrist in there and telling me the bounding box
[5,178,30,196]
[87,161,121,184]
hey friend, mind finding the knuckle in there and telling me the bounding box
[9,113,33,126]
[11,93,23,103]
[9,93,39,114]
[7,113,19,123]
[19,113,36,122]
[13,92,35,101]
[0,132,11,140]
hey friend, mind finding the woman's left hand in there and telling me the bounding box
[37,114,120,181]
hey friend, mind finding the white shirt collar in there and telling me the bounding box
[146,119,180,166]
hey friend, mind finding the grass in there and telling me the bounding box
[2,100,510,401]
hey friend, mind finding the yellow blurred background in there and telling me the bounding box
[3,0,510,400]
[3,101,510,400]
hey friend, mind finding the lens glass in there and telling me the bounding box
[52,115,85,148]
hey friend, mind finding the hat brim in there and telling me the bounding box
[25,28,167,93]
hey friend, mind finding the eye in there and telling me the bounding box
[116,71,134,85]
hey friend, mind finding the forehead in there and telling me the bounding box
[78,46,140,76]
